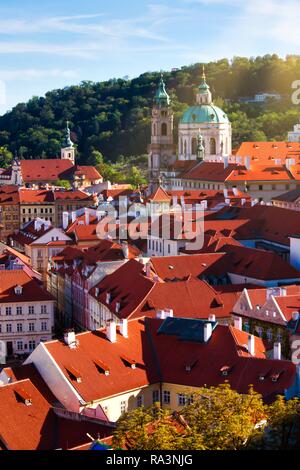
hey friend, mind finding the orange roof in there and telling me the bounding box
[20,159,74,182]
[147,186,171,202]
[19,189,54,203]
[42,317,296,404]
[0,270,54,303]
[0,378,112,450]
[45,319,159,402]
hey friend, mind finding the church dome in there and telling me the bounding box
[180,104,229,125]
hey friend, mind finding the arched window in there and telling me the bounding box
[210,138,216,155]
[184,141,187,157]
[161,123,167,136]
[192,138,197,155]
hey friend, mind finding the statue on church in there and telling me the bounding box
[197,133,205,161]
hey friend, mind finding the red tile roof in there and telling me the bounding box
[0,270,54,303]
[147,318,296,399]
[19,189,54,203]
[20,159,74,182]
[0,185,20,204]
[0,379,112,450]
[90,259,155,319]
[129,277,244,321]
[45,319,159,403]
[1,364,57,404]
[42,317,296,404]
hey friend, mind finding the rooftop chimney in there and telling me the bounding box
[115,302,121,313]
[64,330,77,349]
[156,310,166,320]
[106,292,111,304]
[122,241,129,259]
[62,212,69,230]
[234,316,243,331]
[172,195,178,207]
[204,323,213,342]
[145,262,151,278]
[106,321,117,343]
[120,319,128,338]
[245,156,251,171]
[85,209,90,226]
[248,334,255,356]
[273,342,281,361]
[164,308,174,318]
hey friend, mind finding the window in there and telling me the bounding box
[163,390,170,404]
[259,185,263,191]
[0,325,1,333]
[210,138,216,155]
[41,321,47,331]
[29,322,35,332]
[120,401,126,415]
[277,331,283,342]
[17,341,23,351]
[161,123,167,136]
[137,396,143,407]
[41,305,47,314]
[28,340,36,351]
[178,394,186,406]
[267,329,273,341]
[6,324,12,333]
[17,323,23,332]
[16,306,23,315]
[28,306,35,315]
[152,390,160,404]
[5,307,12,316]
[192,137,197,155]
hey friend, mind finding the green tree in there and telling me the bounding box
[182,383,266,450]
[54,179,72,189]
[0,146,13,168]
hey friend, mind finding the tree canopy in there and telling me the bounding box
[113,383,300,451]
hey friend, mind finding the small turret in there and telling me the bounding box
[196,65,212,105]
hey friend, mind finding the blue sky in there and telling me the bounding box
[0,0,299,114]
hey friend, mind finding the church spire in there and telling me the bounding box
[154,73,170,107]
[62,121,74,148]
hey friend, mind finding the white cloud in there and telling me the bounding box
[0,69,78,81]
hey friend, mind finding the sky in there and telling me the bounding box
[0,0,300,114]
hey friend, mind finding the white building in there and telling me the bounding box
[288,123,300,142]
[0,270,55,358]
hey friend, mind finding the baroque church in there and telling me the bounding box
[148,69,232,193]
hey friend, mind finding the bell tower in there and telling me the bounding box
[61,121,75,164]
[148,74,175,194]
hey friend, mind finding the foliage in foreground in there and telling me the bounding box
[113,383,300,451]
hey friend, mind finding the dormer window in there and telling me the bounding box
[220,365,232,376]
[14,285,23,295]
[120,355,137,369]
[65,365,82,383]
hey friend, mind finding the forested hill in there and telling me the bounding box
[1,54,300,167]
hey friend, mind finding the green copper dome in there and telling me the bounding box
[180,104,229,124]
[154,75,170,107]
